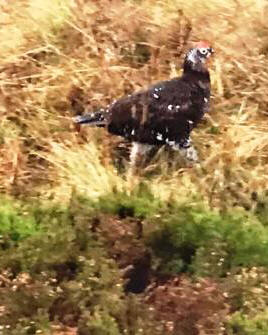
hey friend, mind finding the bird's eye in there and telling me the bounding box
[199,48,208,55]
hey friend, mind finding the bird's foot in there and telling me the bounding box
[179,146,199,164]
[171,139,199,165]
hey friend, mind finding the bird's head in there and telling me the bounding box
[184,41,214,72]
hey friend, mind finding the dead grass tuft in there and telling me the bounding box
[0,0,268,209]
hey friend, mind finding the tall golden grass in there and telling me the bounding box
[0,0,268,208]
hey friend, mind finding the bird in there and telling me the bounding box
[73,41,214,167]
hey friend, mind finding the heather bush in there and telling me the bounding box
[227,311,268,335]
[224,267,268,334]
[0,195,163,334]
[145,276,229,335]
[0,196,41,244]
[2,192,268,333]
[147,205,268,277]
[95,185,164,219]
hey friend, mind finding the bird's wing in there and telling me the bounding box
[107,78,197,144]
[148,79,194,118]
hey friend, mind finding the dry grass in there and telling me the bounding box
[1,0,268,208]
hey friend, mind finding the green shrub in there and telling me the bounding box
[223,267,268,333]
[78,310,121,335]
[0,196,42,244]
[227,311,268,335]
[95,186,164,219]
[147,205,268,277]
[3,192,268,333]
[0,194,163,334]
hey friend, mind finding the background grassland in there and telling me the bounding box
[1,0,268,206]
[1,0,268,334]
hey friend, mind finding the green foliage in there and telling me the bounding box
[79,310,121,335]
[0,194,163,334]
[3,192,268,333]
[227,311,268,335]
[96,186,163,219]
[0,196,41,243]
[147,205,268,277]
[223,267,268,335]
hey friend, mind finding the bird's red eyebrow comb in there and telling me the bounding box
[194,40,211,48]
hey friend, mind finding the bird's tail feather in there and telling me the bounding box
[73,111,107,127]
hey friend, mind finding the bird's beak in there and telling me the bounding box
[208,48,214,56]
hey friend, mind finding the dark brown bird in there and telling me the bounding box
[73,41,214,166]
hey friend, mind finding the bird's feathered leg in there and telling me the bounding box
[129,142,154,172]
[171,137,199,163]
